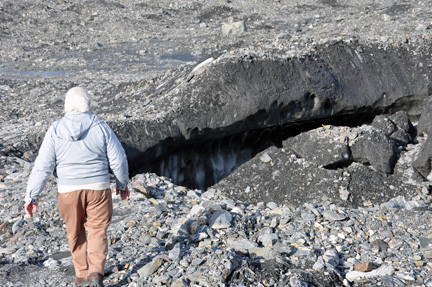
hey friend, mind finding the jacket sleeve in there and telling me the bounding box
[104,123,129,190]
[25,125,57,204]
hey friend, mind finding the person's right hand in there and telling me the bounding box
[25,202,38,219]
[116,186,130,200]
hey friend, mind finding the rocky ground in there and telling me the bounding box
[3,145,432,287]
[2,0,432,286]
[1,0,432,147]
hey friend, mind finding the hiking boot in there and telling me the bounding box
[74,277,89,287]
[88,272,104,287]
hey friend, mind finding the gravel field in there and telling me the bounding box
[1,0,432,286]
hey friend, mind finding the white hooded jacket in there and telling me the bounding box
[25,111,129,204]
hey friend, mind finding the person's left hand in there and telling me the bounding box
[24,202,38,219]
[116,186,130,200]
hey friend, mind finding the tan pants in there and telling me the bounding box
[58,189,113,278]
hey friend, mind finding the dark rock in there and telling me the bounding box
[387,111,415,136]
[229,262,344,287]
[417,96,432,136]
[389,129,412,147]
[350,129,398,174]
[372,239,390,252]
[371,111,415,146]
[371,116,397,136]
[283,126,351,168]
[213,145,413,208]
[413,136,432,178]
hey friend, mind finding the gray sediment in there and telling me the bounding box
[1,0,432,286]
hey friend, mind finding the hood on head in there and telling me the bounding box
[55,112,100,141]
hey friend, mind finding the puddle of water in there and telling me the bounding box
[120,50,201,65]
[0,68,69,80]
[0,41,204,81]
[160,51,199,62]
[12,70,68,77]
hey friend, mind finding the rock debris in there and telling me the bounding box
[1,0,432,286]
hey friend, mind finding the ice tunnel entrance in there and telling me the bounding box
[116,42,431,191]
[129,111,379,190]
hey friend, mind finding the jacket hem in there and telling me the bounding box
[58,175,110,185]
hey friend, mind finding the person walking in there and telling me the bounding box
[24,86,130,287]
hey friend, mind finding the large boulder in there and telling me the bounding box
[283,123,403,175]
[417,96,432,136]
[283,125,352,168]
[350,129,398,174]
[413,97,432,179]
[413,137,432,179]
[371,111,415,147]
